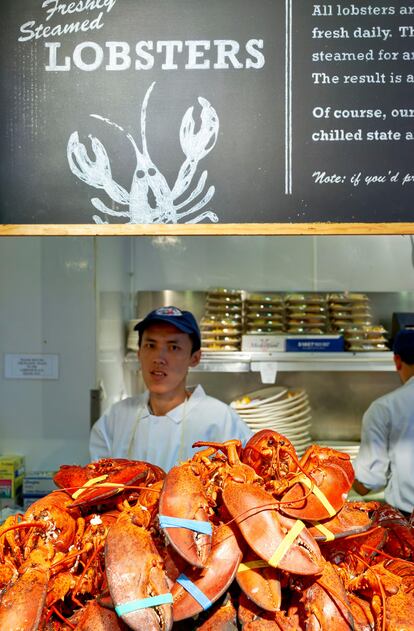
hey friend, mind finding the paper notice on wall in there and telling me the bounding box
[4,354,59,380]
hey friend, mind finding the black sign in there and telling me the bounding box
[1,1,414,224]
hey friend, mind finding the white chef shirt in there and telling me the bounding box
[89,385,253,472]
[353,375,414,513]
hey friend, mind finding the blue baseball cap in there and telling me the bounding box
[134,306,201,351]
[393,328,414,364]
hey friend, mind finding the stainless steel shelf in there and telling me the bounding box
[124,351,394,375]
[199,351,394,382]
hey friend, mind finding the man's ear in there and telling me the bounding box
[190,349,201,367]
[394,354,403,371]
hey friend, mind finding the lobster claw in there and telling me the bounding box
[307,500,379,542]
[299,561,355,629]
[67,599,129,630]
[54,459,165,509]
[192,592,237,630]
[158,465,212,568]
[236,548,282,612]
[280,445,355,521]
[105,512,173,631]
[371,503,414,560]
[180,98,219,162]
[171,523,243,621]
[0,566,49,630]
[223,481,323,575]
[238,591,300,629]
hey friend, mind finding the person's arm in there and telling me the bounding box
[352,479,371,496]
[352,400,390,494]
[89,413,112,461]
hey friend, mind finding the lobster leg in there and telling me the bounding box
[223,481,323,575]
[105,512,173,631]
[0,566,49,631]
[347,593,375,630]
[348,559,414,631]
[158,464,212,568]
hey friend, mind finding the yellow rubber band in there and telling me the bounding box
[237,559,270,573]
[71,474,108,499]
[312,522,336,541]
[268,519,305,568]
[72,481,126,500]
[300,476,337,517]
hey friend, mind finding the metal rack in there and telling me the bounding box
[125,351,394,383]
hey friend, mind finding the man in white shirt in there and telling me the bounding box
[90,306,252,471]
[353,328,414,516]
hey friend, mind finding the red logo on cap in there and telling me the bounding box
[155,307,182,316]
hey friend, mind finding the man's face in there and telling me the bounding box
[138,322,201,397]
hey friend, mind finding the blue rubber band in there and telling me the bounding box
[115,593,173,616]
[176,573,212,610]
[158,514,212,535]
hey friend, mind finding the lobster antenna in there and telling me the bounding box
[140,81,156,157]
[91,114,125,133]
[90,112,143,165]
[361,543,394,561]
[86,83,157,171]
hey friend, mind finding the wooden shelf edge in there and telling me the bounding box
[2,222,414,236]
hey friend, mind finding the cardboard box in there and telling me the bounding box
[241,335,286,352]
[0,454,25,478]
[23,471,57,497]
[0,455,25,502]
[0,474,24,499]
[285,335,344,352]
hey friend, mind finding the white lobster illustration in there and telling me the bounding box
[67,82,219,224]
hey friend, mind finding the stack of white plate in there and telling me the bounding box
[315,440,360,462]
[231,386,313,456]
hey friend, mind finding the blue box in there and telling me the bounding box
[285,335,344,352]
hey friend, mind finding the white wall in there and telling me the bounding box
[96,238,133,412]
[314,235,414,291]
[131,235,414,291]
[0,238,96,470]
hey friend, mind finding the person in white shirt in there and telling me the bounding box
[89,306,252,471]
[353,328,414,516]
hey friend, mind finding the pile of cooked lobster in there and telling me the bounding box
[0,430,413,630]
